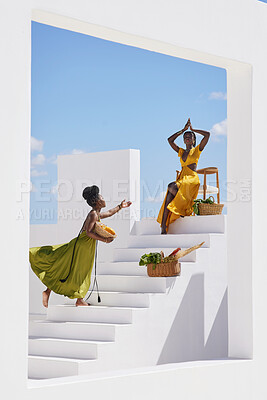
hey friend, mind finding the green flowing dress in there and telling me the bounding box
[29,230,96,299]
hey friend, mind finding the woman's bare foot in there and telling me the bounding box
[75,298,90,306]
[42,288,51,308]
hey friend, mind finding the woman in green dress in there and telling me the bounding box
[29,185,132,307]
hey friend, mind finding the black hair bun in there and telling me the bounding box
[82,185,100,207]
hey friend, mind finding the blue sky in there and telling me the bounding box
[30,22,227,224]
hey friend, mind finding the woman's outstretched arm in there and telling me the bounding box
[168,118,191,153]
[190,125,210,151]
[100,200,132,219]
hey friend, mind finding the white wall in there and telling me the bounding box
[56,148,140,241]
[2,0,266,399]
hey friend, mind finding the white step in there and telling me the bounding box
[113,247,196,262]
[47,305,133,324]
[28,337,112,359]
[83,291,150,307]
[28,214,227,381]
[134,215,225,235]
[90,275,167,293]
[28,355,94,379]
[127,233,211,248]
[98,261,147,276]
[97,261,195,276]
[29,320,118,341]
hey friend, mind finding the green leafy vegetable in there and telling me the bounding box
[193,197,214,215]
[139,252,162,266]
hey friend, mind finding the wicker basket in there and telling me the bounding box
[93,221,117,238]
[198,195,224,215]
[147,261,181,277]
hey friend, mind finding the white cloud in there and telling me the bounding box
[30,169,48,177]
[47,149,85,165]
[71,149,85,155]
[31,153,46,166]
[31,137,44,152]
[145,191,166,203]
[209,92,227,100]
[210,119,227,141]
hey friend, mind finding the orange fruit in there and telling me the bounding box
[104,226,116,235]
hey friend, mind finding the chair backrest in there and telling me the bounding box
[196,167,218,174]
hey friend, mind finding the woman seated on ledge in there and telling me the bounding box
[157,118,210,234]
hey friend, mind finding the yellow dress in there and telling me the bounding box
[29,227,96,299]
[157,144,203,232]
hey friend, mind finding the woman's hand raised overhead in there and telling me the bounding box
[183,118,191,131]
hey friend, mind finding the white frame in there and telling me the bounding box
[7,7,254,398]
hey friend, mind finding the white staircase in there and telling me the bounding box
[28,215,228,380]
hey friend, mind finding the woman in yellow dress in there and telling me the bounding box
[157,118,210,234]
[29,185,132,307]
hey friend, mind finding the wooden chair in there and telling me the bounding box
[176,167,220,203]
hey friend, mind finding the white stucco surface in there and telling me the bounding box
[2,0,266,398]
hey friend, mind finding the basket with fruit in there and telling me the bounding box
[139,242,205,277]
[93,221,117,239]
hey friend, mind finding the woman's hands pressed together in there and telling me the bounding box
[183,118,191,131]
